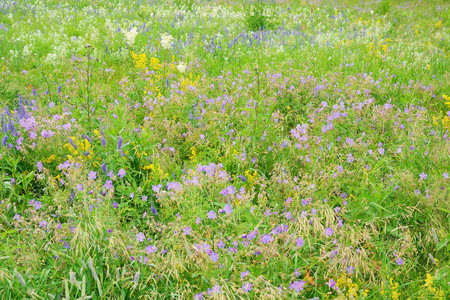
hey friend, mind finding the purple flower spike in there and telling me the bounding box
[117,136,122,150]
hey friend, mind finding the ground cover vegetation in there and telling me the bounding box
[1,0,450,298]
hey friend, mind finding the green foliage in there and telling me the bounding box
[244,1,278,32]
[376,0,391,15]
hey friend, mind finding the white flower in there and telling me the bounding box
[124,27,138,46]
[177,62,186,73]
[161,33,174,50]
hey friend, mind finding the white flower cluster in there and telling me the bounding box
[124,27,138,46]
[161,33,174,50]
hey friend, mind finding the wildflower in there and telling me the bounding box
[113,202,118,209]
[296,237,305,247]
[289,280,305,292]
[107,170,114,179]
[161,33,174,49]
[117,169,126,178]
[76,184,83,191]
[104,180,113,190]
[326,279,337,290]
[39,220,48,228]
[194,293,203,300]
[124,27,138,45]
[207,284,221,295]
[117,136,123,150]
[34,201,42,210]
[395,257,404,265]
[150,206,157,215]
[130,192,134,199]
[14,214,20,221]
[346,265,354,274]
[325,227,333,237]
[36,161,43,172]
[419,172,427,180]
[261,234,273,244]
[347,153,354,163]
[444,172,449,179]
[241,270,249,278]
[294,268,301,277]
[145,245,157,254]
[217,240,225,249]
[207,210,217,219]
[209,252,219,262]
[88,171,97,180]
[242,283,252,293]
[223,204,233,214]
[136,232,145,242]
[177,62,187,73]
[183,226,192,235]
[142,195,148,202]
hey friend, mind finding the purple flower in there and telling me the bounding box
[34,201,42,210]
[13,214,20,221]
[117,136,123,150]
[337,165,343,173]
[136,232,145,242]
[209,252,219,262]
[242,283,252,293]
[142,195,148,202]
[150,206,157,215]
[107,170,114,178]
[113,202,118,209]
[39,220,48,228]
[104,180,113,189]
[207,210,217,219]
[419,172,427,180]
[76,184,83,191]
[289,280,305,292]
[444,172,449,179]
[296,237,305,247]
[36,161,43,172]
[325,227,333,237]
[240,270,249,278]
[261,234,273,244]
[347,153,354,163]
[145,245,157,254]
[326,279,337,289]
[346,265,354,274]
[194,293,203,300]
[130,192,134,199]
[294,268,301,277]
[117,169,126,178]
[88,171,97,180]
[223,204,233,214]
[395,257,404,265]
[207,284,221,295]
[183,226,192,235]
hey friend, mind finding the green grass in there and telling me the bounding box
[0,0,450,299]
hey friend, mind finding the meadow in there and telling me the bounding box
[1,0,450,298]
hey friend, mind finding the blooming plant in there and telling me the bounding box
[0,0,449,299]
